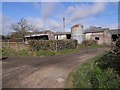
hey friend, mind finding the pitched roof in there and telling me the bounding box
[84,27,109,34]
[109,29,120,34]
[25,30,55,37]
[27,30,55,35]
[55,32,71,35]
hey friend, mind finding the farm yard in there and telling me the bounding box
[2,47,110,88]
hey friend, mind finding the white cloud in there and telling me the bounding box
[26,17,63,32]
[2,14,14,35]
[65,2,107,22]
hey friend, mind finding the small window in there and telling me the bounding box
[95,37,99,40]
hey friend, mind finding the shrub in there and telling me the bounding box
[95,37,120,75]
[28,40,78,51]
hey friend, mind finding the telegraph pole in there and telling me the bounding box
[63,17,65,32]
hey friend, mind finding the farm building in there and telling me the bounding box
[71,24,85,44]
[109,29,120,42]
[84,26,120,45]
[24,30,55,44]
[55,32,71,40]
[24,25,120,45]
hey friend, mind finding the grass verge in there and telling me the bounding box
[66,54,120,88]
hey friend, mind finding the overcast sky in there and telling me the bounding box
[1,1,119,35]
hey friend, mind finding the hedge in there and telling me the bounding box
[28,39,78,51]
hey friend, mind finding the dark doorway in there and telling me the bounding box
[95,37,99,40]
[112,34,119,41]
[66,34,71,39]
[56,36,58,40]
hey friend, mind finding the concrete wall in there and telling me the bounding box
[71,25,84,44]
[85,33,92,40]
[85,31,112,45]
[91,32,104,45]
[104,30,112,45]
[46,32,55,40]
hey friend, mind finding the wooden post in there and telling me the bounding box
[8,39,10,49]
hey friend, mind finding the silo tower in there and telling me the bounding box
[71,24,84,44]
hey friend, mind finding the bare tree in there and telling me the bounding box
[10,18,35,40]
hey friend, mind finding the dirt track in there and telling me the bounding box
[2,48,110,88]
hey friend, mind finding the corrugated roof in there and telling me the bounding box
[25,30,55,37]
[26,30,55,36]
[25,34,48,38]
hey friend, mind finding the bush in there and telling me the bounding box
[89,67,120,88]
[95,37,120,75]
[81,40,98,46]
[28,40,78,51]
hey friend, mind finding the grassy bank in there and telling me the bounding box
[66,53,120,88]
[2,44,105,57]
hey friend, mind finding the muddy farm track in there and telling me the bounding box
[2,48,110,88]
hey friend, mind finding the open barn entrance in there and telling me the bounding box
[112,34,119,41]
[66,34,71,39]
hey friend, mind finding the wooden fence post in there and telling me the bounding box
[8,39,10,49]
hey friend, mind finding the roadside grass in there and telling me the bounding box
[56,49,80,55]
[78,44,104,49]
[66,56,97,88]
[66,54,120,88]
[35,50,56,57]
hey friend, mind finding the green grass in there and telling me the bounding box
[66,54,120,88]
[2,48,33,57]
[35,50,56,57]
[78,44,103,49]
